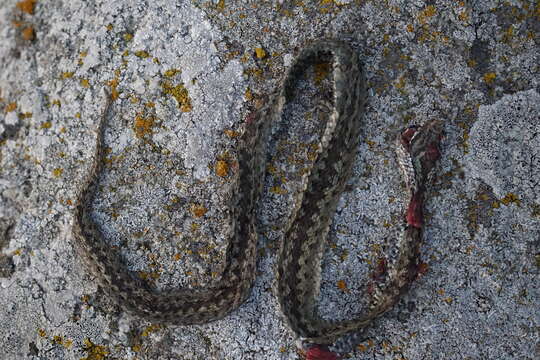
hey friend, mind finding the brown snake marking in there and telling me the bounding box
[72,40,442,353]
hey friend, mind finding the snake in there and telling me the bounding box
[72,39,442,356]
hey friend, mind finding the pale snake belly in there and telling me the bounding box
[72,39,442,355]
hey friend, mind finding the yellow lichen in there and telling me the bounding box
[61,71,74,79]
[483,72,496,83]
[134,50,150,58]
[244,87,253,101]
[141,324,161,337]
[138,271,160,280]
[52,335,62,344]
[270,186,287,195]
[502,26,514,43]
[81,339,109,360]
[80,79,90,88]
[395,75,406,89]
[500,193,520,206]
[52,168,63,177]
[164,68,181,77]
[161,81,192,112]
[254,47,266,59]
[40,121,52,129]
[123,33,133,41]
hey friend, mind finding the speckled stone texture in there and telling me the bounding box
[0,0,538,359]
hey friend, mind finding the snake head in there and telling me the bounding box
[402,120,443,186]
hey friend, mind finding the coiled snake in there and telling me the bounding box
[72,40,442,357]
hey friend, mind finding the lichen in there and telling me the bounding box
[5,102,17,112]
[80,339,110,360]
[161,81,192,112]
[190,204,208,218]
[215,160,229,177]
[16,0,37,15]
[134,50,150,58]
[133,114,155,138]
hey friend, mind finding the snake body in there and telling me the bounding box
[72,40,442,350]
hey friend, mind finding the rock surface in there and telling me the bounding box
[0,0,538,359]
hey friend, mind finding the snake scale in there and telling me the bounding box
[72,39,442,354]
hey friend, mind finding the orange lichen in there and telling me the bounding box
[21,26,35,40]
[5,102,17,112]
[215,160,229,177]
[190,204,207,218]
[418,5,437,24]
[133,114,155,138]
[357,343,367,352]
[224,129,239,138]
[337,280,348,292]
[107,78,119,100]
[314,62,331,83]
[16,0,37,15]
